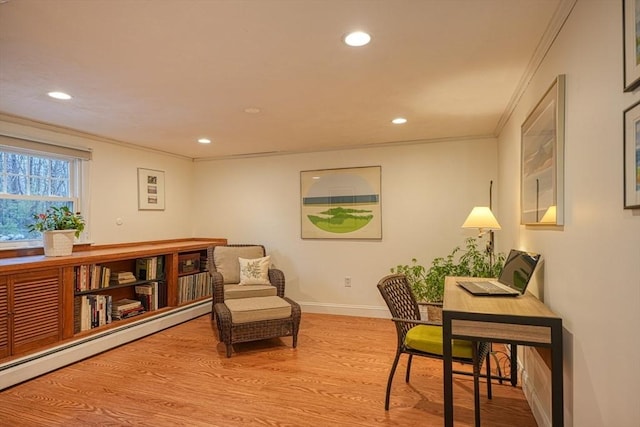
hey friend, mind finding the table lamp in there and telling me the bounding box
[461,206,502,266]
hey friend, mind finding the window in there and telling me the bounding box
[0,140,88,246]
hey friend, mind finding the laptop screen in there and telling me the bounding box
[498,249,541,293]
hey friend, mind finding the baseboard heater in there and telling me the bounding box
[0,299,212,391]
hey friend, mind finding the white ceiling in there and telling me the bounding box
[0,0,565,160]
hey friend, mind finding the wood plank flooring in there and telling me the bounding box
[0,313,537,426]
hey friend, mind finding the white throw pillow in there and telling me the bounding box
[214,246,264,284]
[238,256,271,285]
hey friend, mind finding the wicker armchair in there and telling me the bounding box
[377,274,492,425]
[207,244,285,313]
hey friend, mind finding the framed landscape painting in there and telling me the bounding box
[624,101,640,209]
[521,75,565,225]
[300,166,381,239]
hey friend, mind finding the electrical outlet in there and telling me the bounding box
[344,276,351,287]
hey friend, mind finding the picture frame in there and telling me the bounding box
[623,100,640,209]
[300,166,381,239]
[137,168,165,210]
[521,75,565,225]
[623,0,640,92]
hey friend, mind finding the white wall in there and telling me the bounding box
[86,141,194,244]
[0,119,195,244]
[497,1,640,426]
[192,138,497,316]
[5,4,637,425]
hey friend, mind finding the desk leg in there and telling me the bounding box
[511,344,518,386]
[551,323,564,426]
[443,314,454,427]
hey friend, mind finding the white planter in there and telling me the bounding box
[42,230,76,257]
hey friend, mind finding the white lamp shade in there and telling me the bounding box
[540,205,557,223]
[462,206,502,230]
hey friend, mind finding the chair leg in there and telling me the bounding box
[385,351,402,410]
[226,343,232,358]
[473,342,481,427]
[405,354,413,382]
[485,346,492,400]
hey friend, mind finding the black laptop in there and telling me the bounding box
[457,249,541,297]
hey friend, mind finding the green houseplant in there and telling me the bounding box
[391,237,505,320]
[29,206,85,256]
[29,206,85,238]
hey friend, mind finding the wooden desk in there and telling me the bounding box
[442,277,563,426]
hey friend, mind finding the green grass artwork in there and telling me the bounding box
[307,207,373,233]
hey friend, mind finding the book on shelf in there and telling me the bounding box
[112,298,141,310]
[101,266,111,288]
[135,283,158,311]
[157,281,168,308]
[135,256,165,281]
[111,298,145,320]
[109,271,137,285]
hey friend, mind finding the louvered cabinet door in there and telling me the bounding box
[11,269,62,356]
[0,276,8,359]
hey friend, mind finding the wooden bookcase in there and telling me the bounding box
[0,238,226,389]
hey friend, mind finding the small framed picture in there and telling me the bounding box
[138,168,165,210]
[623,0,640,91]
[623,101,640,209]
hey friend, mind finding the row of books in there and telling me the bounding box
[135,283,159,311]
[74,294,112,332]
[177,272,212,304]
[74,264,112,291]
[74,296,149,332]
[73,256,165,292]
[136,256,164,281]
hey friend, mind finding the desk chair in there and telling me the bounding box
[377,274,492,426]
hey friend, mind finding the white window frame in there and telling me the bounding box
[0,136,91,249]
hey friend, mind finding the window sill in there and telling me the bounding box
[0,241,93,259]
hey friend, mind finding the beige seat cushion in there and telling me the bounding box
[224,284,277,300]
[225,296,292,324]
[213,246,265,284]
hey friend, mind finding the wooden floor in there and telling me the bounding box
[0,313,537,426]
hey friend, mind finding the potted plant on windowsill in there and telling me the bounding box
[391,237,505,322]
[28,206,85,256]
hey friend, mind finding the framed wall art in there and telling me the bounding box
[137,168,165,210]
[300,166,381,239]
[521,75,565,225]
[624,100,640,209]
[623,0,640,91]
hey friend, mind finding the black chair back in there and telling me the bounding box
[377,274,421,344]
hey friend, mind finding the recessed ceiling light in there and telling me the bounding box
[47,91,72,100]
[392,117,407,124]
[244,107,261,114]
[197,138,211,144]
[344,31,371,47]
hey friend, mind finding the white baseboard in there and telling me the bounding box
[299,301,390,318]
[521,347,552,427]
[0,299,212,391]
